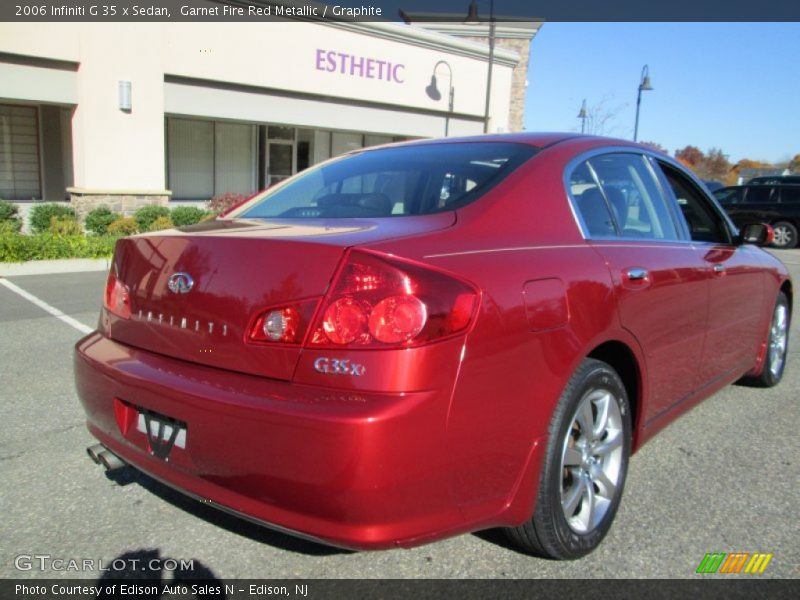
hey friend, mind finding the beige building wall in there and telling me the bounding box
[0,21,521,207]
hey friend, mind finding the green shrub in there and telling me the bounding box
[0,234,117,262]
[49,216,83,236]
[133,205,170,231]
[0,199,20,222]
[107,217,139,236]
[208,192,246,215]
[85,206,119,236]
[147,215,174,232]
[170,205,207,227]
[200,212,217,222]
[0,219,22,234]
[29,203,77,234]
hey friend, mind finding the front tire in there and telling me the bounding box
[771,221,798,249]
[506,358,631,559]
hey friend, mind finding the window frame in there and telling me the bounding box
[648,155,739,246]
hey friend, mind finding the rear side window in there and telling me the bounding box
[568,153,679,240]
[780,186,800,203]
[236,142,537,219]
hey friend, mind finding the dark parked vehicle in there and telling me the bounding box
[715,184,800,248]
[747,175,800,186]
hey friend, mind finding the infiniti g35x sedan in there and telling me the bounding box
[75,133,791,559]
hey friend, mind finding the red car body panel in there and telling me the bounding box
[74,133,791,549]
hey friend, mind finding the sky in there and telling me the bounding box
[523,22,800,164]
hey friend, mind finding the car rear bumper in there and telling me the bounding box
[74,332,467,550]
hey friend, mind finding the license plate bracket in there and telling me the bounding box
[136,409,187,460]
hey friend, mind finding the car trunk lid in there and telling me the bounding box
[104,214,454,380]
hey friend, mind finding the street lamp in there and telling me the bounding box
[577,99,588,134]
[633,65,653,142]
[426,60,455,136]
[465,0,495,134]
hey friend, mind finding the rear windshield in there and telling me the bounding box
[235,142,537,219]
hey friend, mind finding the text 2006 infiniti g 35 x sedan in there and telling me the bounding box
[75,133,790,559]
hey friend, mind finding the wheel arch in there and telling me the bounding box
[780,279,793,313]
[587,340,644,452]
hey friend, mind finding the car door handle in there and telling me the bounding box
[712,263,726,275]
[625,267,649,281]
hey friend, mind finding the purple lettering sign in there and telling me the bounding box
[315,49,405,84]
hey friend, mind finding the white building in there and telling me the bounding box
[0,19,537,215]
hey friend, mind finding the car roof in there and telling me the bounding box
[391,132,645,151]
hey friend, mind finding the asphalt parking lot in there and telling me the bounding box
[1,253,798,581]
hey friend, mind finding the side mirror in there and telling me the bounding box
[739,222,774,247]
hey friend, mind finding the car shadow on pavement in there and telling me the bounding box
[471,529,531,555]
[106,467,349,557]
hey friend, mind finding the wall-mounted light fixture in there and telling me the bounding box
[118,80,132,112]
[426,61,455,136]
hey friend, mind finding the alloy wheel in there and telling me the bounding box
[769,302,788,377]
[773,226,793,248]
[559,389,624,534]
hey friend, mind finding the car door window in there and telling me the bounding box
[656,162,732,244]
[745,186,774,204]
[587,153,680,241]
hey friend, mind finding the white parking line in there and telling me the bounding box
[0,278,94,334]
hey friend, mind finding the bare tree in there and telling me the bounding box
[578,96,627,137]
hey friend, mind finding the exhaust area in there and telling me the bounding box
[87,444,127,471]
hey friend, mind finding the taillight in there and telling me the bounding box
[308,250,478,348]
[104,271,131,319]
[247,299,318,345]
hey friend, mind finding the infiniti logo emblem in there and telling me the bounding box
[167,272,194,294]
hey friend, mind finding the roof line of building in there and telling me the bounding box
[324,21,521,67]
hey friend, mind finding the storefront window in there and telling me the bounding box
[167,117,256,200]
[0,104,41,200]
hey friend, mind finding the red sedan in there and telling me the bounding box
[75,133,791,559]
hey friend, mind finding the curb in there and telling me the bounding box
[0,258,111,277]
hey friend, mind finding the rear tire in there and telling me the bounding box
[745,292,790,387]
[771,222,798,249]
[505,358,631,559]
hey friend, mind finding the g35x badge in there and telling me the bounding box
[314,357,366,376]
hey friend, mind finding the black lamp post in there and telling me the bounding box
[426,60,455,136]
[633,65,653,142]
[577,99,588,134]
[465,0,495,134]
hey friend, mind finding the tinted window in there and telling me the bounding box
[587,154,679,240]
[780,186,800,203]
[568,162,616,237]
[714,187,745,205]
[745,186,775,204]
[657,162,731,244]
[236,143,537,219]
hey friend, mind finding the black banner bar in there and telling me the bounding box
[2,0,800,22]
[3,579,800,600]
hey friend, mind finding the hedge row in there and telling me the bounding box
[0,201,216,236]
[0,234,118,262]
